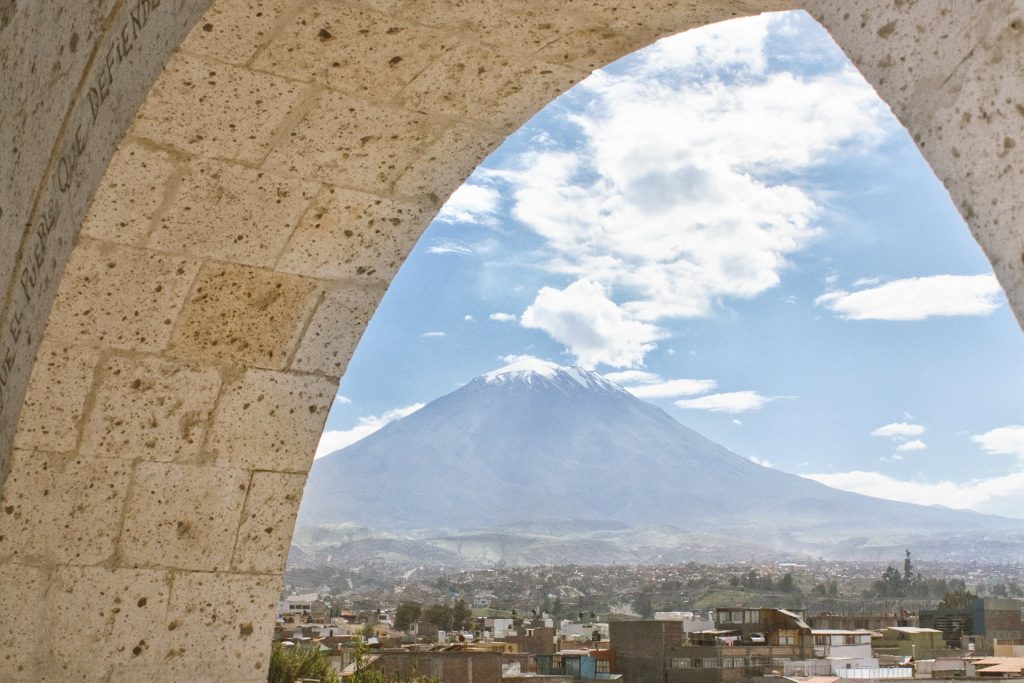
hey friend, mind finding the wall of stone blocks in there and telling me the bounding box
[2,0,1024,681]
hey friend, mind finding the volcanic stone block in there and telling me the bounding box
[81,139,181,247]
[13,342,100,453]
[263,89,439,191]
[277,186,431,280]
[120,462,249,572]
[43,240,201,352]
[132,52,305,164]
[400,44,585,131]
[164,571,279,675]
[150,158,319,268]
[50,566,172,680]
[393,123,502,202]
[232,471,306,573]
[80,354,222,462]
[253,1,455,99]
[292,280,387,376]
[205,368,335,472]
[170,262,320,369]
[180,0,291,65]
[0,451,130,565]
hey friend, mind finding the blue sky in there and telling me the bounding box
[316,11,1024,519]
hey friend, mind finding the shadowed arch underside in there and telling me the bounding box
[1,0,1023,680]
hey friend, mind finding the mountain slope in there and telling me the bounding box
[298,359,1020,544]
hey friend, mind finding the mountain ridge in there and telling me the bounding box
[297,360,1021,562]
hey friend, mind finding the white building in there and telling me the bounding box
[558,620,609,640]
[655,611,715,633]
[784,630,879,677]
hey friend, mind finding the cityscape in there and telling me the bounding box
[275,553,1024,681]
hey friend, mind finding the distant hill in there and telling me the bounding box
[297,359,1023,563]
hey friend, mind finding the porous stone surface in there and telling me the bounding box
[2,1,1024,681]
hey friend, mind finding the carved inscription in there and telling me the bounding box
[0,0,164,419]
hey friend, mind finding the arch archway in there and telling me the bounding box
[1,1,1022,679]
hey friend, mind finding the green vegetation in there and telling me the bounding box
[268,642,338,683]
[938,589,976,609]
[393,602,422,631]
[863,550,968,600]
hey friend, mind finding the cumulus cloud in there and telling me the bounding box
[816,274,1004,320]
[485,13,887,366]
[871,422,925,438]
[674,390,775,413]
[315,403,425,458]
[464,314,476,322]
[971,425,1024,459]
[490,312,517,323]
[896,439,927,452]
[802,470,1024,519]
[436,182,502,224]
[335,394,352,405]
[521,279,665,369]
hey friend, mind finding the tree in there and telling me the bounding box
[938,589,976,609]
[394,602,422,632]
[633,593,654,619]
[451,599,472,632]
[268,642,339,683]
[422,604,452,630]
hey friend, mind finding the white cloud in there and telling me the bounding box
[852,276,880,288]
[464,314,476,322]
[802,470,1024,519]
[870,422,925,438]
[335,394,352,405]
[436,182,501,224]
[421,331,446,337]
[816,274,1004,320]
[896,439,927,452]
[427,242,474,256]
[626,378,718,399]
[499,353,547,365]
[602,370,660,385]
[675,390,775,413]
[315,403,425,458]
[602,368,717,398]
[484,13,887,331]
[520,279,665,369]
[748,455,774,468]
[971,425,1024,459]
[490,312,517,323]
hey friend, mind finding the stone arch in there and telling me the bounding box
[1,1,1023,680]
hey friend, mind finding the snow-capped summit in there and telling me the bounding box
[483,357,561,383]
[482,357,627,395]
